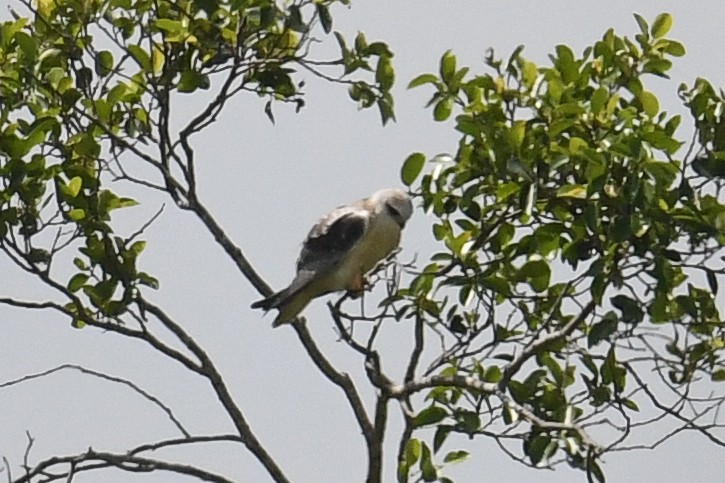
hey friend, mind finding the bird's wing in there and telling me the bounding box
[250,206,370,314]
[296,205,370,274]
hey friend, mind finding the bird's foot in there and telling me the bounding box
[347,273,367,299]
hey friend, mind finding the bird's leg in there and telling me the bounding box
[347,272,367,299]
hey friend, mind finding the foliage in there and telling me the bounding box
[2,4,725,483]
[398,12,725,482]
[0,0,394,325]
[0,0,396,482]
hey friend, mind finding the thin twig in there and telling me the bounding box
[0,364,190,437]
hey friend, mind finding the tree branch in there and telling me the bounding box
[0,364,190,438]
[185,198,272,297]
[137,297,291,483]
[13,450,236,483]
[500,300,596,387]
[291,320,375,441]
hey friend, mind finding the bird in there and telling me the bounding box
[251,188,414,327]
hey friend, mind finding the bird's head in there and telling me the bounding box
[371,188,414,229]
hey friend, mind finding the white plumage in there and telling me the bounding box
[251,188,413,326]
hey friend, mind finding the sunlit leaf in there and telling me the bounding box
[401,152,426,186]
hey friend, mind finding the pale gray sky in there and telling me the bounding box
[2,1,725,482]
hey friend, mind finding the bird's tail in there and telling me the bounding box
[251,271,319,327]
[250,286,311,328]
[250,290,287,311]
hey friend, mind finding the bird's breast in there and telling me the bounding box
[326,215,400,290]
[356,217,401,273]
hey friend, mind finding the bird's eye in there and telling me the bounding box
[385,202,401,218]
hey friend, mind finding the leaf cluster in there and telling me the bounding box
[395,13,725,482]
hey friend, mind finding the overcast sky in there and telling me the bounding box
[2,1,725,482]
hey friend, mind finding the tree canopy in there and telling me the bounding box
[397,12,725,480]
[1,2,724,482]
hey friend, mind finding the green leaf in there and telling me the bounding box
[405,438,421,465]
[95,50,114,77]
[316,3,332,34]
[663,40,686,56]
[287,5,305,32]
[588,458,606,483]
[398,438,421,481]
[420,443,438,482]
[366,42,393,57]
[621,398,640,411]
[705,268,719,295]
[151,44,165,75]
[27,249,50,264]
[138,272,160,290]
[154,18,183,34]
[434,97,454,121]
[129,240,146,256]
[118,197,140,208]
[508,121,526,149]
[496,182,520,201]
[64,177,82,198]
[354,31,368,52]
[443,450,469,464]
[377,94,395,125]
[93,279,118,302]
[68,208,86,221]
[454,410,480,433]
[408,73,438,89]
[483,365,502,383]
[375,55,395,91]
[14,31,38,61]
[692,155,725,178]
[588,312,618,348]
[502,401,518,424]
[651,13,673,38]
[440,50,456,83]
[68,273,89,293]
[401,152,426,186]
[413,405,448,428]
[519,259,551,293]
[128,44,151,71]
[633,13,649,35]
[178,70,210,93]
[712,369,725,382]
[433,425,452,453]
[527,434,550,465]
[557,184,587,199]
[643,58,673,77]
[591,87,608,114]
[638,90,659,117]
[611,295,644,324]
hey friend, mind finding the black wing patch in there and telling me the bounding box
[297,211,367,272]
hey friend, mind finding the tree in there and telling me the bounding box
[0,0,393,481]
[0,4,723,483]
[397,12,725,481]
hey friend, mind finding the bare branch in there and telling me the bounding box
[136,297,291,483]
[129,434,244,455]
[126,204,166,245]
[184,198,273,297]
[0,364,189,438]
[292,319,375,435]
[0,293,203,376]
[13,450,236,483]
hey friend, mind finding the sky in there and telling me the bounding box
[2,1,725,482]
